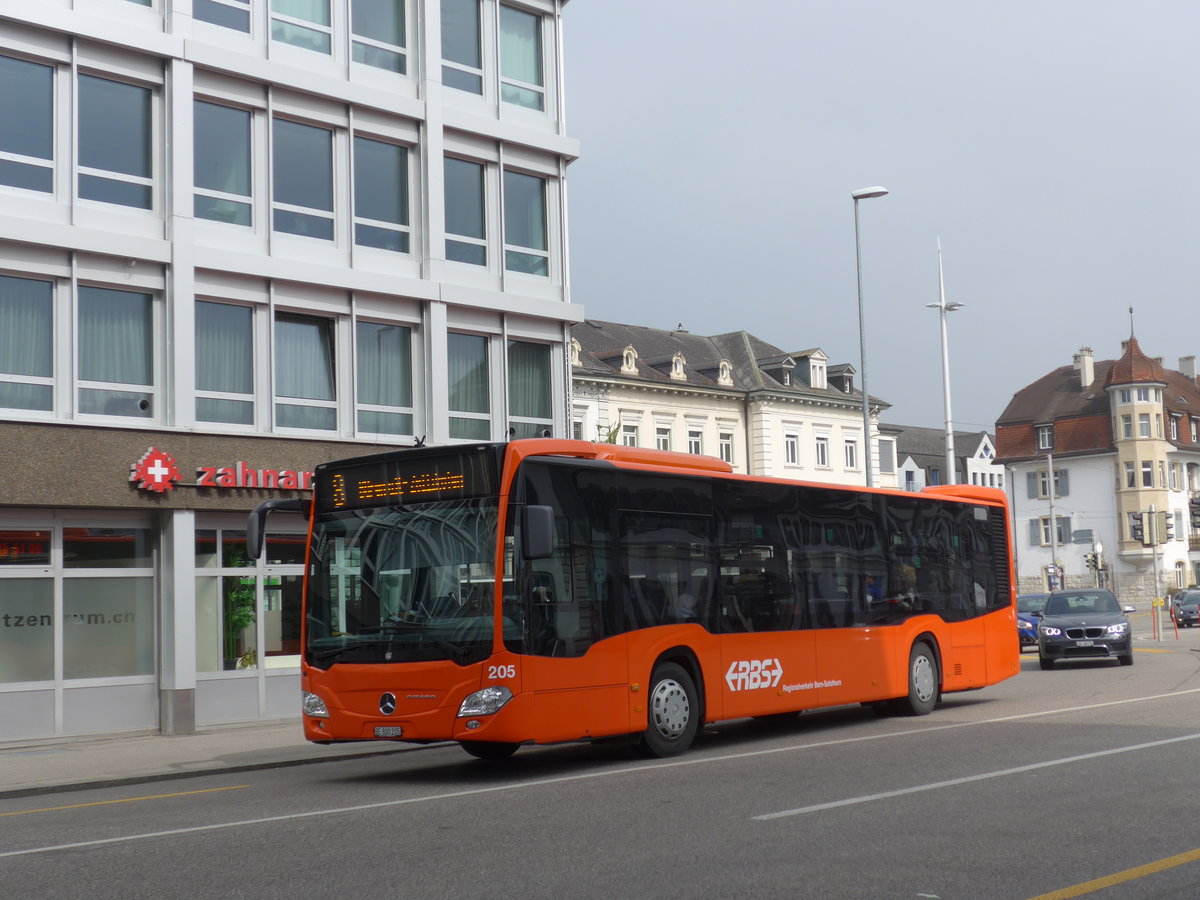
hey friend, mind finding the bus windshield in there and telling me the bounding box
[305,498,500,667]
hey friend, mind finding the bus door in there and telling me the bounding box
[515,461,629,744]
[717,545,816,718]
[804,556,892,708]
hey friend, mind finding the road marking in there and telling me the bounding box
[3,688,1200,858]
[0,786,249,818]
[752,732,1200,819]
[1026,845,1200,899]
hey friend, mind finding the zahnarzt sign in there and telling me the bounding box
[130,447,313,494]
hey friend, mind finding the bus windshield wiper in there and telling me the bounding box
[313,629,468,663]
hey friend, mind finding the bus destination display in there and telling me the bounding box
[315,449,500,511]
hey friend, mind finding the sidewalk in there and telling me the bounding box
[0,720,427,799]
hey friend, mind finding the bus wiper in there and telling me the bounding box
[318,628,469,663]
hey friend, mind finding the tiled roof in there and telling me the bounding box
[1105,337,1164,387]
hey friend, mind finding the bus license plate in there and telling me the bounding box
[374,726,404,737]
[1075,640,1094,647]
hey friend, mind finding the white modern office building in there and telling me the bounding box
[0,0,580,741]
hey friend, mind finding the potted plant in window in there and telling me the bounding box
[223,565,257,671]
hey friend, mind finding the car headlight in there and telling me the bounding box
[1106,622,1128,634]
[1039,625,1062,636]
[303,691,330,718]
[1018,618,1034,629]
[458,686,513,717]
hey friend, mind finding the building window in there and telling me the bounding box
[1138,413,1150,438]
[1171,462,1182,491]
[448,332,490,439]
[1119,388,1131,403]
[1125,461,1135,489]
[272,0,333,54]
[1036,516,1070,546]
[1156,414,1163,438]
[1121,414,1133,439]
[655,427,670,451]
[274,313,337,430]
[0,275,53,412]
[784,433,799,465]
[194,0,252,32]
[507,340,551,438]
[930,468,941,486]
[621,424,638,447]
[878,438,896,474]
[503,169,547,275]
[78,287,155,418]
[1137,387,1150,402]
[1193,418,1199,443]
[354,136,410,252]
[78,74,153,209]
[815,435,830,468]
[442,0,483,94]
[352,0,407,73]
[500,4,544,110]
[1142,461,1154,488]
[357,321,413,436]
[844,439,857,470]
[687,429,702,455]
[194,100,252,226]
[0,55,53,193]
[571,418,582,440]
[196,301,255,425]
[1171,416,1180,441]
[1035,425,1053,450]
[1036,468,1066,499]
[719,432,733,464]
[273,119,334,240]
[444,156,487,265]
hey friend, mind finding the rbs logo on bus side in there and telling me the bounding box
[725,658,784,692]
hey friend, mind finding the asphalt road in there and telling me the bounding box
[3,639,1200,899]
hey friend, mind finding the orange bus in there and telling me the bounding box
[249,439,1018,760]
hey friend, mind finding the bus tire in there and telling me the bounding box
[638,662,699,758]
[899,642,939,716]
[460,740,519,760]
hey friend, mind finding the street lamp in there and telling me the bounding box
[926,239,963,485]
[852,186,889,487]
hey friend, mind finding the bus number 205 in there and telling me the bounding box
[488,664,517,680]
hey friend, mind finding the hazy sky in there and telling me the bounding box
[562,1,1200,432]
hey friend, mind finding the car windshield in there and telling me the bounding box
[1017,594,1048,613]
[304,499,502,666]
[1044,591,1120,616]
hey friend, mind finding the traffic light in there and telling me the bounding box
[1130,511,1145,543]
[1084,552,1096,570]
[1191,497,1200,531]
[1162,512,1175,542]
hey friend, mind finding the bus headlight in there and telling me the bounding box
[303,691,330,718]
[458,686,513,717]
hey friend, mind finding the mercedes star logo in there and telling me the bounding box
[379,692,397,715]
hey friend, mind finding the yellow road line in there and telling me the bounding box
[1,785,249,817]
[1028,846,1200,899]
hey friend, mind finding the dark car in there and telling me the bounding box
[1016,593,1049,650]
[1037,589,1133,670]
[1171,590,1200,628]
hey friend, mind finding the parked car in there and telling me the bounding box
[1037,589,1134,670]
[1017,593,1049,650]
[1171,590,1200,628]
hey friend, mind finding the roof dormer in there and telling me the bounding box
[620,345,638,375]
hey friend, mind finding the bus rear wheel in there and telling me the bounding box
[898,642,939,716]
[638,662,699,758]
[460,740,519,760]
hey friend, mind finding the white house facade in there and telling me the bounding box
[570,321,897,487]
[997,342,1200,600]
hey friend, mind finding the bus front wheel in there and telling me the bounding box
[899,642,939,716]
[639,662,699,758]
[460,740,519,760]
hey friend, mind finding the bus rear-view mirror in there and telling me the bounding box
[522,505,555,560]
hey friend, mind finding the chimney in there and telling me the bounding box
[1073,346,1094,389]
[1181,355,1196,381]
